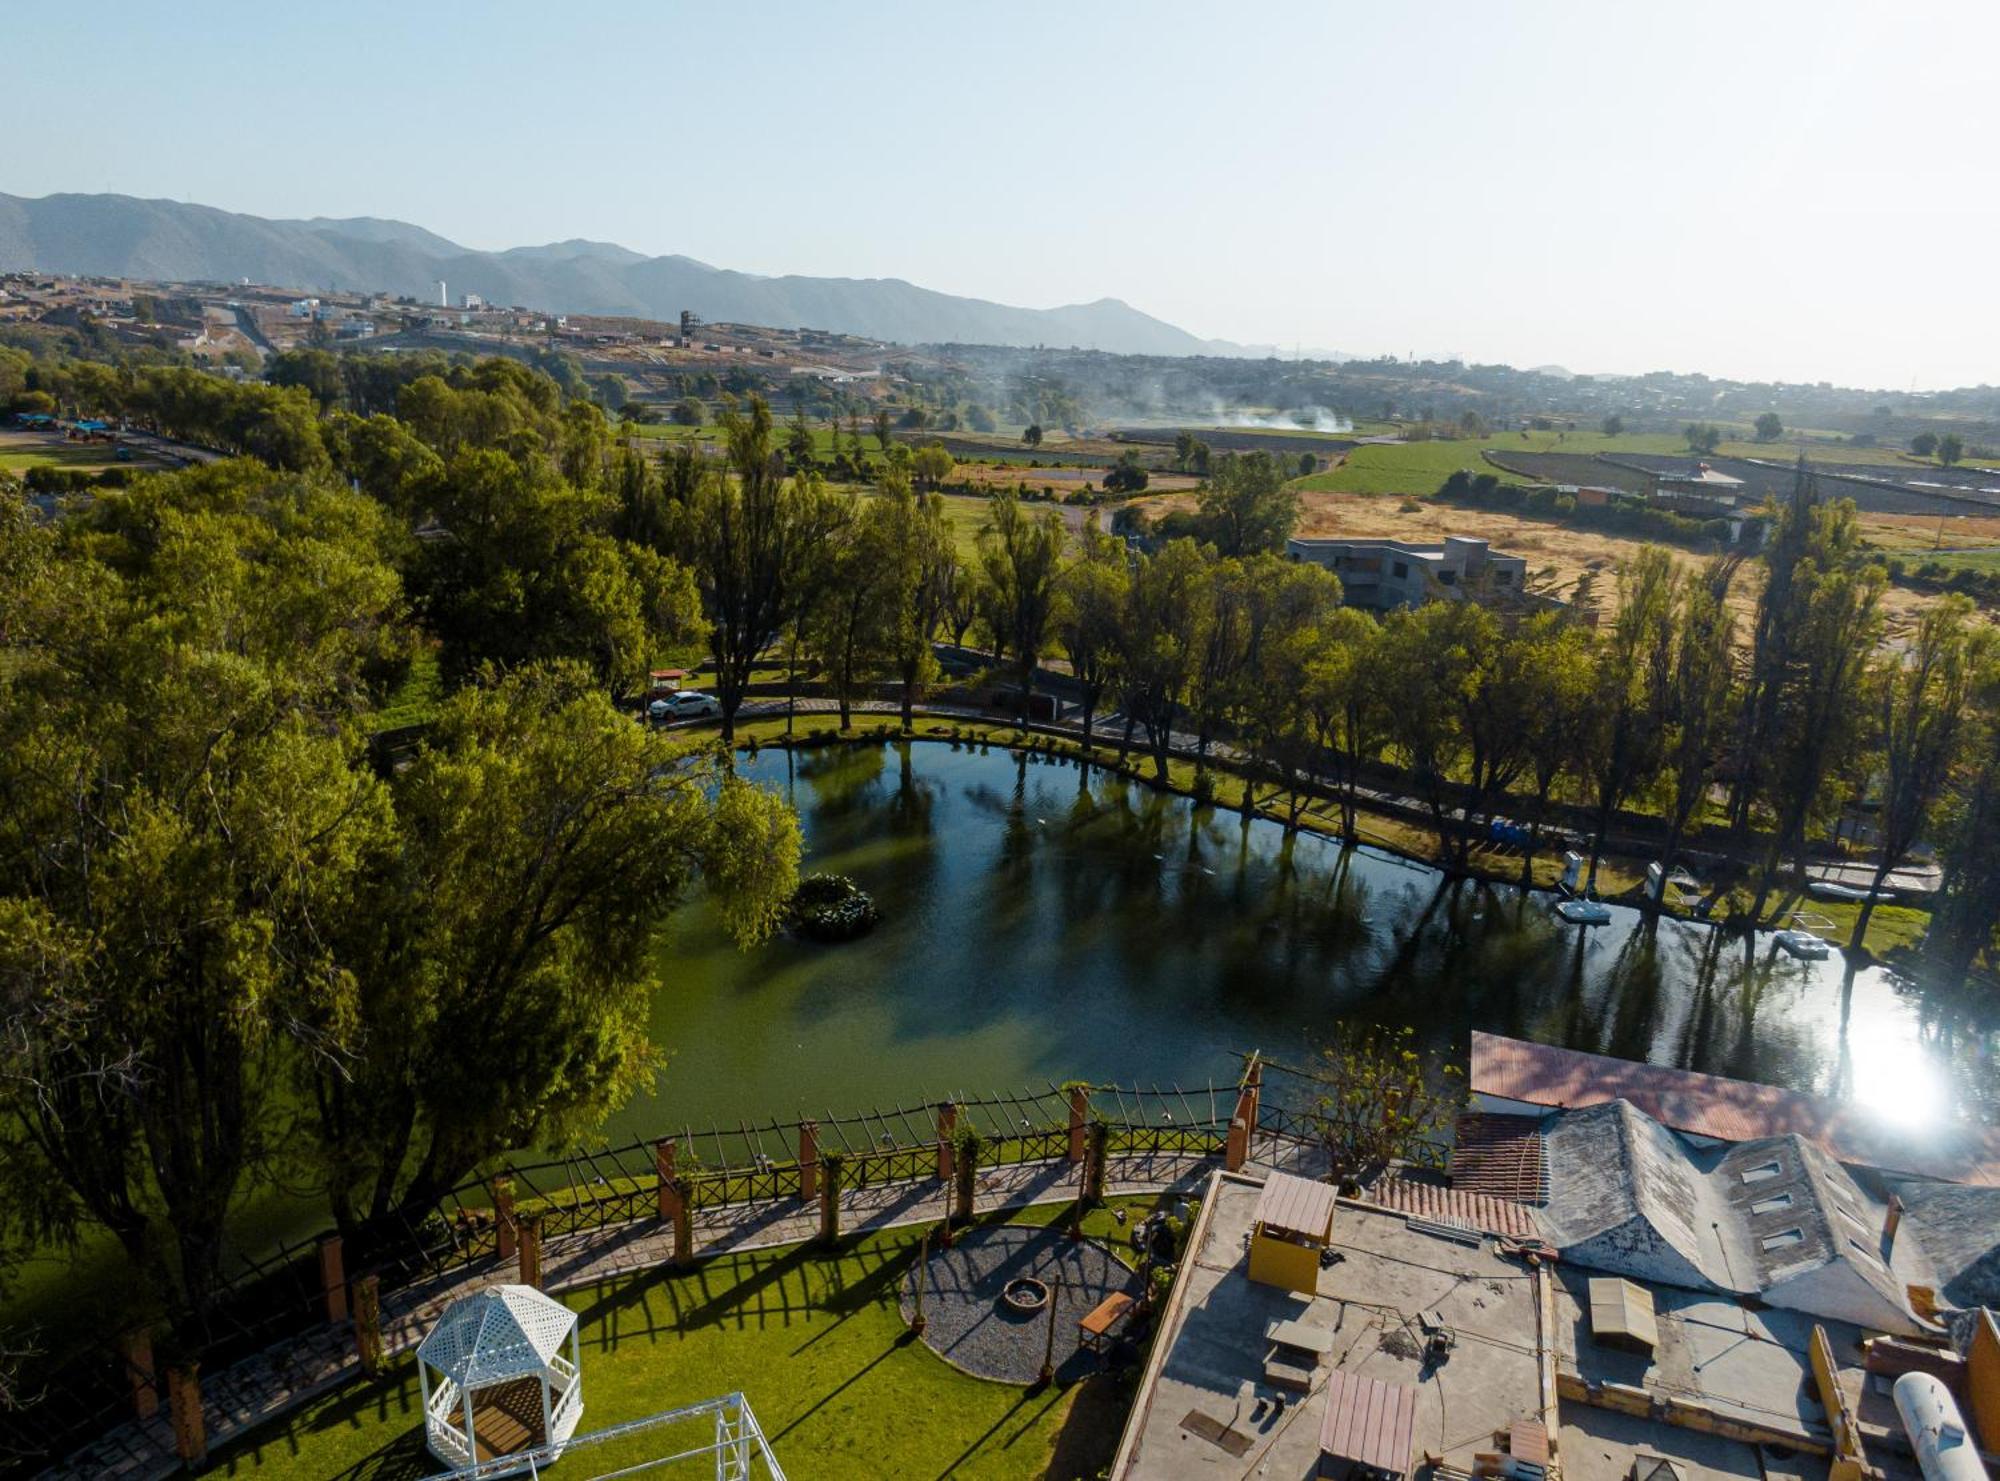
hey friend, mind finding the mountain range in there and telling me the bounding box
[0,192,1254,357]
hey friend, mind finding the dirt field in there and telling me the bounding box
[1857,510,2000,552]
[1132,487,1950,642]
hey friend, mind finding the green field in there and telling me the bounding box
[1895,547,2000,576]
[1286,429,1942,498]
[0,440,139,474]
[213,1197,1158,1481]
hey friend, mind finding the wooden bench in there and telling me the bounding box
[1077,1292,1136,1356]
[469,1377,545,1462]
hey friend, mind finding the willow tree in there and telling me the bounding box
[1306,606,1387,843]
[1851,596,1987,949]
[1657,557,1738,875]
[1580,548,1677,889]
[1751,550,1885,921]
[307,663,800,1248]
[685,395,819,740]
[977,493,1066,710]
[874,476,958,728]
[1118,539,1212,781]
[0,465,404,1328]
[1054,516,1129,742]
[1926,675,2000,988]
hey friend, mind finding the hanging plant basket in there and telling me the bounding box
[789,873,881,942]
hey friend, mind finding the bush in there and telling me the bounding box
[24,465,94,494]
[788,873,882,942]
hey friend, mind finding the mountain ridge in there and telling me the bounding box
[0,191,1258,357]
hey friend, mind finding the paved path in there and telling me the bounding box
[47,1148,1233,1480]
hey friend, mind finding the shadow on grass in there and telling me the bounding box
[216,1367,430,1480]
[569,1233,920,1357]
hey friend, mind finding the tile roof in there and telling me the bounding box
[1449,1112,1547,1204]
[1319,1370,1418,1476]
[1469,1032,2000,1187]
[1364,1173,1539,1239]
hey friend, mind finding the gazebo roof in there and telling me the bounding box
[418,1284,577,1389]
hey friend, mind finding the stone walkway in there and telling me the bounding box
[45,1149,1220,1480]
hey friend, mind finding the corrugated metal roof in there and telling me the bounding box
[1254,1171,1337,1241]
[1470,1033,2000,1188]
[1318,1369,1417,1475]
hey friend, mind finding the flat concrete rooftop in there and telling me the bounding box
[1113,1171,1544,1479]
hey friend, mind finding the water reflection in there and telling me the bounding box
[630,742,1998,1139]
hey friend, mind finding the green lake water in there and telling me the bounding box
[623,739,1999,1142]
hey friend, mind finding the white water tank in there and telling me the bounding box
[1892,1371,1984,1481]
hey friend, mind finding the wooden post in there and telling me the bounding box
[654,1140,676,1221]
[936,1102,959,1183]
[494,1176,517,1262]
[1067,1085,1091,1163]
[819,1156,843,1246]
[167,1361,205,1466]
[518,1214,543,1289]
[798,1120,819,1203]
[317,1235,348,1323]
[353,1274,384,1374]
[1038,1276,1063,1385]
[912,1230,929,1336]
[116,1328,157,1422]
[670,1177,693,1266]
[1225,1115,1250,1173]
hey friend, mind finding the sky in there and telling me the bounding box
[7,0,1999,390]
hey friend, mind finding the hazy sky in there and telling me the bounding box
[8,0,1998,389]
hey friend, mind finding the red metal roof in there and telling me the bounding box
[1469,1032,2000,1188]
[1254,1171,1337,1241]
[1319,1369,1417,1475]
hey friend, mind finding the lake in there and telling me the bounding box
[624,739,2000,1143]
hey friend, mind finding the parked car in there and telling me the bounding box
[650,691,720,723]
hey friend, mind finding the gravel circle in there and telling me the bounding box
[899,1225,1143,1384]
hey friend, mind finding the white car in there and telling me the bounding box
[650,691,720,723]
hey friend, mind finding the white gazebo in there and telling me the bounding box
[417,1284,584,1472]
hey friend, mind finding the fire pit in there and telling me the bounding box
[1001,1276,1050,1314]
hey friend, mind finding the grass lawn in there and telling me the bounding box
[213,1198,1159,1481]
[371,650,443,732]
[0,439,136,474]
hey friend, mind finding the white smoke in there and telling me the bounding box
[1218,405,1353,434]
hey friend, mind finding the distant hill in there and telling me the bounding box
[0,192,1252,357]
